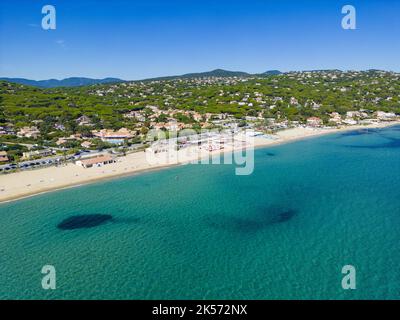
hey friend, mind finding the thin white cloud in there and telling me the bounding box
[55,39,66,48]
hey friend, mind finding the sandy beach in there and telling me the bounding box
[0,121,398,204]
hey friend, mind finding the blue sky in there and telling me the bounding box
[0,0,399,80]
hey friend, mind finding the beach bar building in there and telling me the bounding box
[75,155,115,168]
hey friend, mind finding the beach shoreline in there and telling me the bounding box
[1,121,399,204]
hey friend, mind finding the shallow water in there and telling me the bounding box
[0,126,399,299]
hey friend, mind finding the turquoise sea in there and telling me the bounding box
[1,126,400,300]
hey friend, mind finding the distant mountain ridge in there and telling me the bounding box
[139,69,282,82]
[0,77,125,88]
[142,69,251,82]
[0,69,283,88]
[180,69,252,78]
[260,70,282,75]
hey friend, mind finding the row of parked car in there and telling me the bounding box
[0,150,100,173]
[0,158,63,172]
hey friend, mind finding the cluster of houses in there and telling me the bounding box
[1,107,398,166]
[1,71,399,168]
[17,126,41,138]
[0,125,15,136]
[0,125,43,139]
[54,128,134,148]
[123,106,213,130]
[303,110,398,129]
[327,110,397,127]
